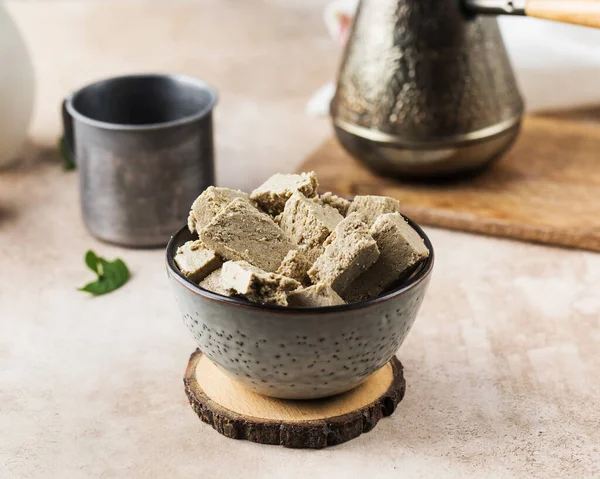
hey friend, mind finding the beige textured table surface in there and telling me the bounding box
[1,2,599,478]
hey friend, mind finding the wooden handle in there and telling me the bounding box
[526,0,600,28]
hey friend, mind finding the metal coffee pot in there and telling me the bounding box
[331,0,600,178]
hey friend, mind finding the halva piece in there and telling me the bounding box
[276,249,312,284]
[316,192,351,216]
[347,195,402,226]
[188,186,251,233]
[278,191,343,262]
[345,212,430,302]
[287,283,345,308]
[221,260,300,306]
[307,213,380,295]
[199,198,295,272]
[198,268,231,296]
[174,240,222,283]
[250,171,319,215]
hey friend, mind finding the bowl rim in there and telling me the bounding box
[165,214,434,315]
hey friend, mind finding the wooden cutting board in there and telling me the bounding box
[299,112,600,252]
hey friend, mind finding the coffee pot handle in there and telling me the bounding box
[526,0,600,28]
[465,0,600,29]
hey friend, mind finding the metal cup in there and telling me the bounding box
[63,74,217,247]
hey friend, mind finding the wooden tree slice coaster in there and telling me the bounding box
[184,350,406,448]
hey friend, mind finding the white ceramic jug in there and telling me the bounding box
[0,3,35,168]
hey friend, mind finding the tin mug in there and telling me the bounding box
[63,73,217,247]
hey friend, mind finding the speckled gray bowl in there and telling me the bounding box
[166,218,434,400]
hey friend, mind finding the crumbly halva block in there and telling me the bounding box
[278,191,343,262]
[199,198,296,273]
[345,212,429,302]
[221,261,300,306]
[287,283,345,308]
[276,249,312,284]
[174,240,222,283]
[187,186,251,233]
[198,268,232,296]
[250,171,319,215]
[307,213,380,295]
[316,192,351,216]
[347,195,402,226]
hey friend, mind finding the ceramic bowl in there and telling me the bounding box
[166,218,434,399]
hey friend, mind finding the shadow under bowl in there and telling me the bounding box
[166,217,434,400]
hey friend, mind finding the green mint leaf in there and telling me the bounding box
[58,136,76,171]
[79,279,116,296]
[100,258,129,287]
[79,251,130,296]
[84,250,100,274]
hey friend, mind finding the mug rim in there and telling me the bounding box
[166,215,435,315]
[65,73,218,131]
